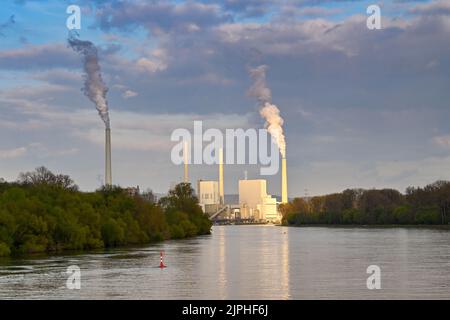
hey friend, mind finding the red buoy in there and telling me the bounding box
[159,251,166,268]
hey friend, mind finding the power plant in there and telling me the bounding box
[191,147,287,224]
[70,36,287,210]
[69,33,288,218]
[105,128,112,187]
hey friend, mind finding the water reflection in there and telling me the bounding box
[281,228,290,299]
[218,225,227,298]
[0,226,448,299]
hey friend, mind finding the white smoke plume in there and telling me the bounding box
[248,65,286,158]
[68,33,110,128]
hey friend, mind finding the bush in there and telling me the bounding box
[101,218,125,247]
[0,242,10,257]
[415,207,441,224]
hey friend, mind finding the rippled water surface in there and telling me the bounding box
[0,226,449,299]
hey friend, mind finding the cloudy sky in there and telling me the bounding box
[0,0,449,197]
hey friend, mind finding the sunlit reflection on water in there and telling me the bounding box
[0,226,448,299]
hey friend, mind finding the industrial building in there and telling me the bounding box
[197,180,221,215]
[125,185,140,197]
[197,178,280,223]
[186,146,286,224]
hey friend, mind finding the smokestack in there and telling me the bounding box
[105,128,112,187]
[183,141,189,183]
[281,156,288,204]
[219,148,224,204]
[69,33,113,188]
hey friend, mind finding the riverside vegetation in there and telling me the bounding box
[281,181,450,226]
[0,167,211,257]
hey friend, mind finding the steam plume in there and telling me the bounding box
[248,65,286,158]
[68,33,110,128]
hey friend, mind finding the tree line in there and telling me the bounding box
[0,167,211,257]
[281,180,450,226]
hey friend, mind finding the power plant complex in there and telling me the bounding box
[191,148,288,224]
[68,33,288,222]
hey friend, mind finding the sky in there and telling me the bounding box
[0,0,450,197]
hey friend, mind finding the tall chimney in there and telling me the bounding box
[183,141,189,183]
[105,128,112,187]
[281,156,288,204]
[219,147,224,204]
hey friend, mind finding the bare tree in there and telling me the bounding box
[18,166,78,191]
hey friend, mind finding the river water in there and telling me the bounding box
[0,225,448,299]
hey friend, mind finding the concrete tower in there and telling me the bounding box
[219,147,224,204]
[183,141,189,183]
[281,156,288,204]
[105,128,112,187]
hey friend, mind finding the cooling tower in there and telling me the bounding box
[183,141,189,183]
[105,128,112,187]
[219,147,224,204]
[281,156,288,204]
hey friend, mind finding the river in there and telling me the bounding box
[0,225,449,299]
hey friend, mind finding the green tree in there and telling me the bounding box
[282,181,449,226]
[159,183,212,237]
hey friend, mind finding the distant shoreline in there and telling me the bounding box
[282,224,450,230]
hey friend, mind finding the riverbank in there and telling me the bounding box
[0,233,214,261]
[282,224,450,230]
[0,170,212,257]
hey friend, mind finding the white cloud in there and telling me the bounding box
[122,90,138,98]
[74,111,254,151]
[426,59,439,69]
[136,57,168,73]
[410,0,450,16]
[1,91,255,152]
[32,69,83,85]
[0,147,26,160]
[175,72,234,85]
[112,84,138,98]
[24,143,79,157]
[432,135,450,148]
[0,43,78,70]
[0,83,71,101]
[374,156,450,186]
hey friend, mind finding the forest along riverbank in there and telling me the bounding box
[280,181,450,227]
[0,167,211,257]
